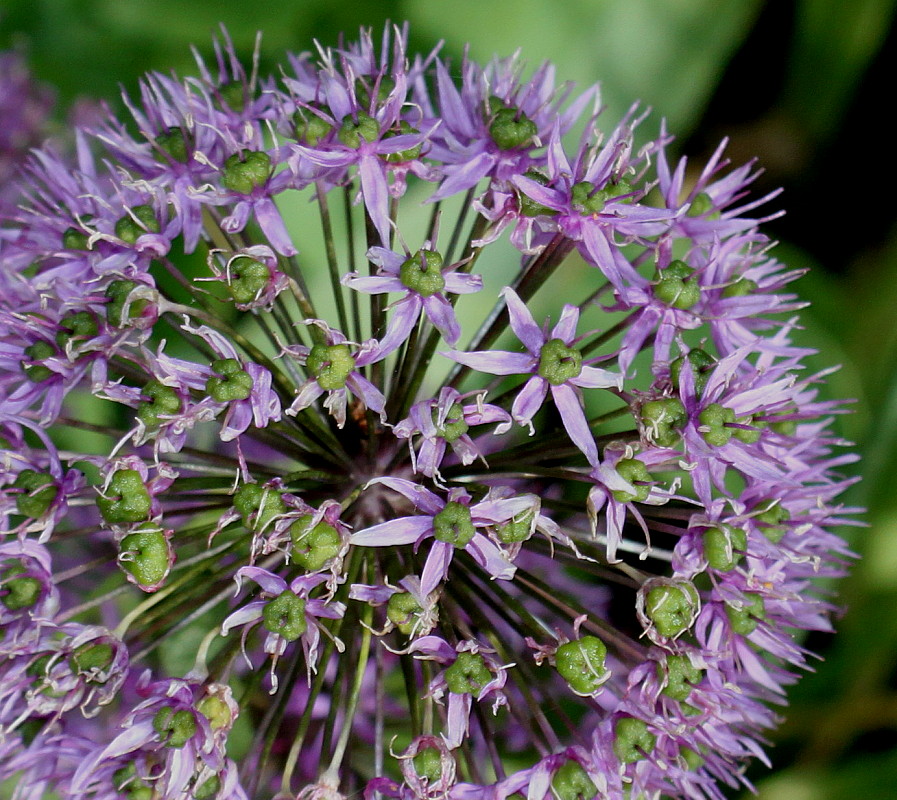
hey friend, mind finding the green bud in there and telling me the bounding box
[217,80,249,112]
[726,593,765,636]
[659,654,703,701]
[338,112,380,148]
[114,763,155,800]
[432,501,476,547]
[654,260,700,310]
[115,205,160,244]
[307,343,355,391]
[721,276,758,298]
[221,150,271,195]
[517,170,556,217]
[153,706,197,748]
[412,746,443,783]
[537,338,583,386]
[355,75,395,108]
[702,524,747,571]
[571,181,607,215]
[494,510,534,544]
[613,716,656,763]
[489,106,537,150]
[644,582,698,638]
[731,415,764,444]
[669,349,715,396]
[118,524,170,588]
[55,311,98,349]
[206,358,253,402]
[137,380,181,429]
[767,409,798,436]
[399,249,445,297]
[154,126,190,162]
[434,402,469,443]
[698,403,736,447]
[289,515,341,571]
[639,397,687,447]
[555,635,609,695]
[444,651,492,695]
[680,747,705,770]
[69,641,114,676]
[262,590,307,641]
[293,107,332,145]
[754,501,789,543]
[384,120,423,162]
[96,469,152,524]
[105,280,150,328]
[551,760,597,800]
[612,458,651,503]
[233,483,288,532]
[22,340,56,383]
[195,775,222,800]
[62,226,90,250]
[1,563,41,611]
[196,694,232,730]
[227,256,270,304]
[686,192,717,218]
[13,469,58,518]
[387,592,424,635]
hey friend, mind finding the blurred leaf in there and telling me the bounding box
[405,0,763,137]
[787,0,896,143]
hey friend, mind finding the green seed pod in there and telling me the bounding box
[227,256,270,304]
[654,260,700,310]
[293,107,332,145]
[152,706,197,749]
[643,581,699,638]
[136,380,181,429]
[612,458,651,503]
[434,402,469,443]
[62,226,90,250]
[306,343,356,391]
[206,358,253,402]
[444,651,492,695]
[517,169,556,217]
[726,593,765,636]
[233,483,288,532]
[1,563,42,611]
[118,524,171,589]
[386,591,424,635]
[221,150,271,195]
[69,641,114,676]
[701,524,747,571]
[337,112,380,148]
[613,716,656,763]
[384,120,423,163]
[55,311,99,349]
[494,510,535,544]
[639,397,687,447]
[21,340,56,383]
[489,106,537,150]
[550,760,597,800]
[104,280,151,328]
[399,249,445,297]
[196,693,233,730]
[658,653,703,701]
[412,746,443,784]
[537,338,583,386]
[721,276,758,298]
[669,349,715,396]
[96,469,152,525]
[686,191,717,218]
[754,501,789,543]
[570,180,608,215]
[154,126,190,162]
[289,515,341,571]
[114,204,160,244]
[262,590,307,641]
[13,469,58,518]
[555,635,609,695]
[432,501,476,547]
[698,402,736,446]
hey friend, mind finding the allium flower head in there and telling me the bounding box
[0,24,859,800]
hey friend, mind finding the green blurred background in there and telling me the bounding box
[2,0,895,796]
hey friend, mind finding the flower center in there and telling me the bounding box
[537,338,582,385]
[307,343,355,390]
[399,249,445,297]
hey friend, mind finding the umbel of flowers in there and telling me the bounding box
[0,25,858,800]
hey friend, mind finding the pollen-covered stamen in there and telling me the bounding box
[221,149,272,195]
[444,651,492,696]
[654,260,700,310]
[701,523,747,571]
[670,349,715,395]
[399,249,445,297]
[206,358,253,402]
[432,501,476,547]
[13,469,58,518]
[137,380,181,429]
[227,255,270,304]
[114,204,160,244]
[306,343,355,391]
[152,706,197,749]
[613,716,657,763]
[289,515,341,571]
[537,338,583,386]
[487,98,537,150]
[96,469,152,525]
[262,590,307,641]
[639,397,687,447]
[551,760,598,800]
[21,340,56,382]
[555,635,609,695]
[337,111,380,148]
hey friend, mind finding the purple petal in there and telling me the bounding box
[444,349,534,376]
[501,287,544,354]
[420,540,455,597]
[350,515,434,546]
[359,154,391,245]
[465,533,516,581]
[422,293,461,345]
[511,376,548,425]
[366,476,444,515]
[550,304,580,343]
[551,382,598,465]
